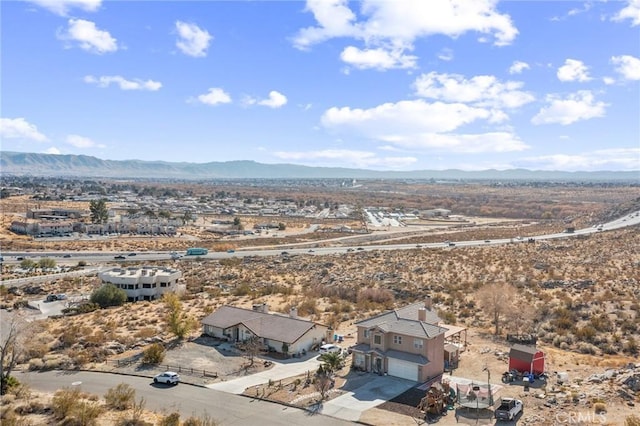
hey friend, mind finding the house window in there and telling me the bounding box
[393,335,403,345]
[364,330,370,338]
[374,334,382,344]
[414,339,423,349]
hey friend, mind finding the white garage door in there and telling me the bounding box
[387,358,418,381]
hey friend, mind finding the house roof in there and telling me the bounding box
[509,344,543,361]
[201,305,326,344]
[355,302,446,339]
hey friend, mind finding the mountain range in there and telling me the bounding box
[1,151,638,181]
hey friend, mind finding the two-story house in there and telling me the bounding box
[350,299,448,382]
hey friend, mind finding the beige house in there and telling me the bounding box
[351,300,448,382]
[201,304,329,356]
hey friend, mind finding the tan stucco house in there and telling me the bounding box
[350,300,448,382]
[201,304,329,356]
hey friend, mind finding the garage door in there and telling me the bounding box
[387,358,418,381]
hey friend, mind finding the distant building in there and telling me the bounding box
[421,209,451,218]
[98,266,182,302]
[27,208,85,219]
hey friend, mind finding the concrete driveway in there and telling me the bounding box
[318,374,416,422]
[206,353,322,393]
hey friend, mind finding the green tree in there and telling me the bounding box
[163,293,196,339]
[89,199,109,224]
[319,351,344,375]
[90,284,127,308]
[233,217,243,230]
[278,222,286,231]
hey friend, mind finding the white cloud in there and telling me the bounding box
[437,48,454,62]
[531,90,607,125]
[66,134,105,148]
[27,0,101,16]
[508,60,530,74]
[612,0,640,26]
[293,0,517,70]
[611,55,640,80]
[414,72,535,109]
[519,148,640,171]
[44,147,61,155]
[175,21,212,57]
[84,75,162,91]
[0,117,48,142]
[377,132,529,153]
[321,99,492,135]
[258,91,288,108]
[57,18,118,54]
[195,88,231,106]
[557,59,592,82]
[294,0,518,48]
[273,149,417,169]
[603,76,616,85]
[340,46,417,70]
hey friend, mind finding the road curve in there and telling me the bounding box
[17,370,353,425]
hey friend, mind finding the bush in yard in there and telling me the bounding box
[52,387,81,419]
[90,284,127,308]
[141,343,165,365]
[105,383,136,410]
[158,412,181,426]
[182,412,220,426]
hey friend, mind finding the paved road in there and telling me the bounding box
[3,210,638,272]
[17,370,354,425]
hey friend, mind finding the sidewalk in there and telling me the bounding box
[206,354,321,393]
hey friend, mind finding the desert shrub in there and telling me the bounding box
[593,402,606,414]
[158,412,181,426]
[575,325,597,342]
[14,401,46,415]
[141,343,165,365]
[134,327,157,339]
[298,298,318,316]
[356,288,394,306]
[90,284,127,308]
[52,387,81,419]
[71,400,103,425]
[624,337,638,355]
[28,359,44,370]
[105,383,135,410]
[626,415,640,426]
[232,283,252,296]
[182,412,219,426]
[577,342,598,355]
[438,310,457,324]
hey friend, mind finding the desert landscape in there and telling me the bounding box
[1,178,639,425]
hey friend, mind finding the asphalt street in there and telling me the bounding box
[17,370,354,425]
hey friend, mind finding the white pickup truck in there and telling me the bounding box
[495,397,523,420]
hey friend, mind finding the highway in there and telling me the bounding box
[16,370,352,425]
[2,210,639,266]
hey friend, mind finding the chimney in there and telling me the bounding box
[289,306,298,319]
[418,307,427,322]
[424,297,432,310]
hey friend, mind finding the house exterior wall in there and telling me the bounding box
[288,326,327,355]
[99,268,181,301]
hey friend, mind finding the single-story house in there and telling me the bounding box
[201,304,329,355]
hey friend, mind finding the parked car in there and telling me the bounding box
[153,371,180,385]
[227,249,235,253]
[46,294,58,302]
[128,253,137,256]
[495,397,523,420]
[63,254,72,258]
[319,343,341,354]
[114,255,126,260]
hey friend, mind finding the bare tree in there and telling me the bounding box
[1,313,31,394]
[476,283,517,336]
[314,372,333,400]
[238,335,262,367]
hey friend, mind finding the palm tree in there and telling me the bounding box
[319,351,343,375]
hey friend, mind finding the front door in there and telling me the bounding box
[375,357,382,373]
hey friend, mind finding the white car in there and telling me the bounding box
[153,371,180,385]
[319,343,341,354]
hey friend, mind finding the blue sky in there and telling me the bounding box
[2,0,639,171]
